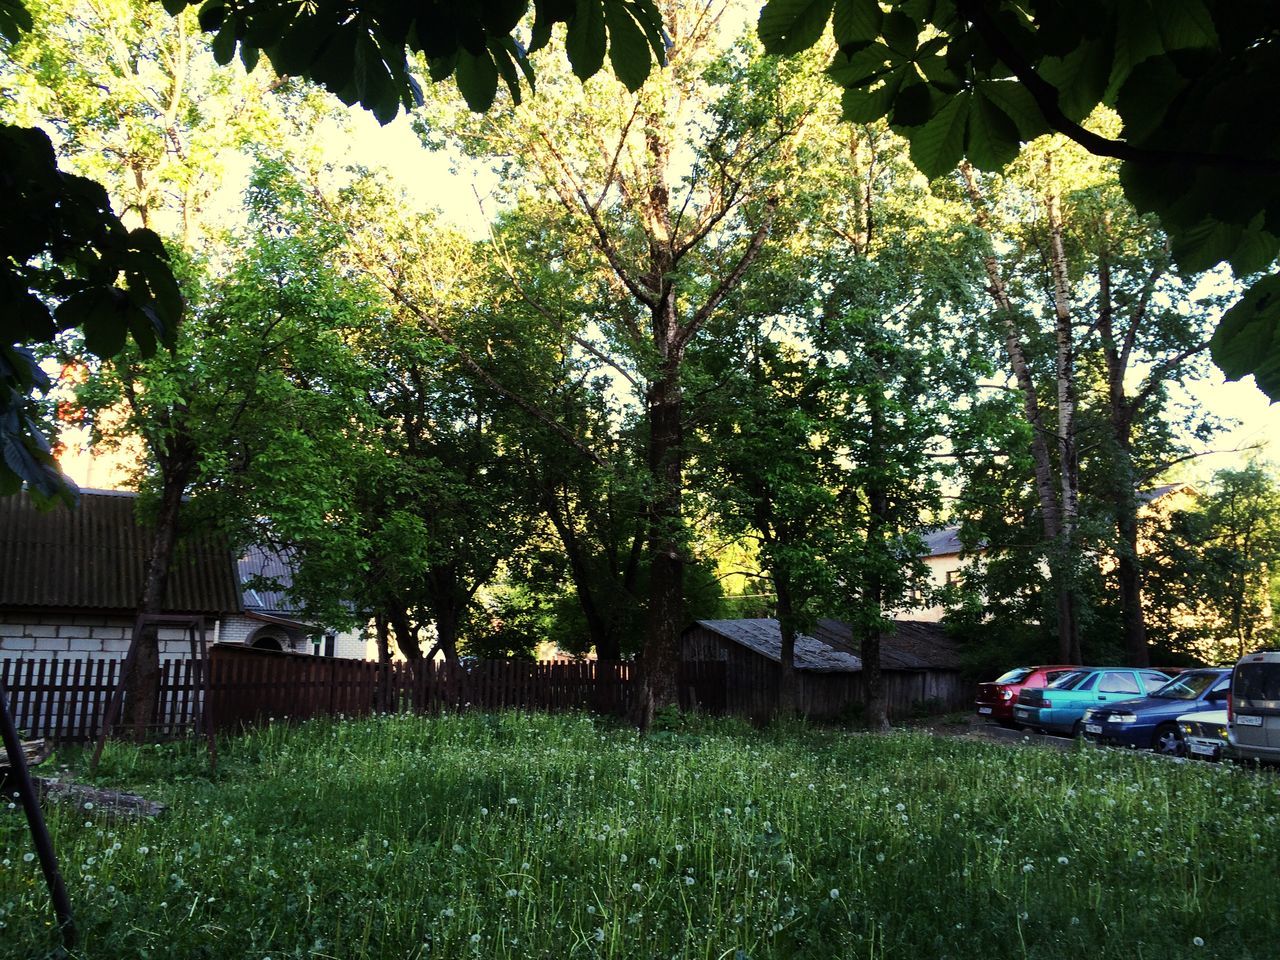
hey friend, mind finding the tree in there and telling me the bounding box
[1,0,666,500]
[952,132,1219,665]
[1195,464,1280,658]
[757,0,1280,401]
[429,5,820,723]
[76,166,379,728]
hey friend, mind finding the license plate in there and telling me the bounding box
[978,707,993,715]
[1189,742,1217,756]
[1237,715,1264,726]
[1015,709,1032,720]
[1085,723,1102,734]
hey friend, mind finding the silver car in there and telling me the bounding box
[1229,650,1280,763]
[1178,708,1229,761]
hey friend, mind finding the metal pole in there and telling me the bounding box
[0,679,75,947]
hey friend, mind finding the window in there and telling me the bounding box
[1152,671,1215,700]
[1049,671,1090,690]
[1235,663,1280,713]
[994,668,1033,684]
[1098,672,1140,694]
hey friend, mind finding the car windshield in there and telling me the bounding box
[1153,672,1218,700]
[1048,671,1088,690]
[1235,662,1280,711]
[994,668,1033,684]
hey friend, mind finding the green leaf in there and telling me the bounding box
[841,69,903,123]
[240,40,260,73]
[965,89,1020,171]
[210,19,236,66]
[831,0,880,45]
[889,79,937,127]
[56,289,129,358]
[566,0,607,80]
[879,10,916,53]
[0,0,34,44]
[603,0,651,92]
[758,0,835,56]
[1211,272,1280,402]
[1154,0,1217,52]
[1038,39,1109,123]
[976,79,1048,141]
[826,41,896,87]
[905,90,969,179]
[488,39,524,105]
[456,48,499,112]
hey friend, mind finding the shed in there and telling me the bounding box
[682,618,968,720]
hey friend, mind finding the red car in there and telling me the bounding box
[975,665,1080,727]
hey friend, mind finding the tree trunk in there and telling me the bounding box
[545,491,621,660]
[775,575,798,718]
[862,387,891,733]
[374,615,391,664]
[1046,179,1083,664]
[388,604,421,662]
[961,164,1074,661]
[637,352,685,729]
[122,449,194,735]
[1097,251,1150,667]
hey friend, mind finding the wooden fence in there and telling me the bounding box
[1,647,728,742]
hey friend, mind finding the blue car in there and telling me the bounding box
[1081,668,1231,754]
[1013,667,1173,736]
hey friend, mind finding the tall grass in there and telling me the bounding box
[2,712,1277,959]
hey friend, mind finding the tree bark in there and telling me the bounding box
[123,442,195,735]
[544,490,622,660]
[387,604,422,662]
[962,164,1077,663]
[1096,252,1150,667]
[637,353,685,729]
[775,574,798,718]
[1045,179,1083,664]
[861,383,891,733]
[374,615,392,663]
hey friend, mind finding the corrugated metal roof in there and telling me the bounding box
[0,489,242,614]
[694,618,962,673]
[694,619,862,672]
[239,544,298,617]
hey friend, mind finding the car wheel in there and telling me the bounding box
[1072,720,1085,739]
[1153,722,1184,756]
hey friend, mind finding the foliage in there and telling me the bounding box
[0,123,178,505]
[5,713,1280,957]
[1149,464,1280,662]
[150,0,666,121]
[756,0,1280,400]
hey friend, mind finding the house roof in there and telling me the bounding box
[1137,482,1197,504]
[691,618,962,673]
[239,544,300,618]
[0,488,243,615]
[922,527,966,557]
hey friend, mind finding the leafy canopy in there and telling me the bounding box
[756,0,1280,401]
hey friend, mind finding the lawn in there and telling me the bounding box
[2,712,1278,959]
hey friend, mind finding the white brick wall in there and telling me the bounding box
[0,612,376,661]
[0,612,215,662]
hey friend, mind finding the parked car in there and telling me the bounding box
[975,665,1079,727]
[1080,668,1231,754]
[1178,708,1230,761]
[1228,650,1280,764]
[1013,667,1172,736]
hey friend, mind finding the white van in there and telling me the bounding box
[1229,650,1280,763]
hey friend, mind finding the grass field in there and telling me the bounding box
[2,712,1278,959]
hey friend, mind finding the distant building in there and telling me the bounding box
[908,483,1200,622]
[682,618,967,719]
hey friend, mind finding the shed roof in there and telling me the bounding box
[922,527,965,557]
[0,488,242,615]
[691,618,962,673]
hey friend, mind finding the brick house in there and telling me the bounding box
[0,488,369,661]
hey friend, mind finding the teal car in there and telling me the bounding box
[1012,668,1172,736]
